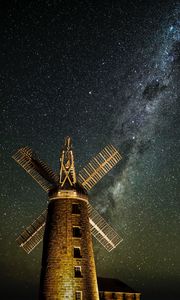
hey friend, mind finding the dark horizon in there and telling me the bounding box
[1,272,180,300]
[0,0,180,299]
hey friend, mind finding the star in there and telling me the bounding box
[0,1,179,300]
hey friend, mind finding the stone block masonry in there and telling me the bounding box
[39,190,99,300]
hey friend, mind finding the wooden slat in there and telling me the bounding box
[88,203,123,252]
[16,204,123,253]
[16,210,47,254]
[78,144,122,191]
[12,147,59,192]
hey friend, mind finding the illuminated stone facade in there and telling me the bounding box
[39,189,99,300]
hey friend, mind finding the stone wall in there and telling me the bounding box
[39,192,99,300]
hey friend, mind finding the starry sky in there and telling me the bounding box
[0,1,180,300]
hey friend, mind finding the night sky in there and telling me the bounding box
[0,1,180,300]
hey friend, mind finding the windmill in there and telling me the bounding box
[13,137,123,300]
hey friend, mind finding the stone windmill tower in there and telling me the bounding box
[13,137,123,300]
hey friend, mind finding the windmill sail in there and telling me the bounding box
[77,144,122,191]
[16,210,47,254]
[15,140,123,256]
[88,203,123,252]
[17,203,122,254]
[12,147,59,192]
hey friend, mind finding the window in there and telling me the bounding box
[74,266,82,278]
[72,203,81,214]
[74,247,82,258]
[75,291,82,300]
[73,226,81,237]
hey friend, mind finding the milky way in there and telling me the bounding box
[93,6,180,299]
[0,1,180,300]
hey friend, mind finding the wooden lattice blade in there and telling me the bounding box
[16,210,47,254]
[17,204,122,253]
[88,203,123,252]
[77,144,122,191]
[12,147,59,192]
